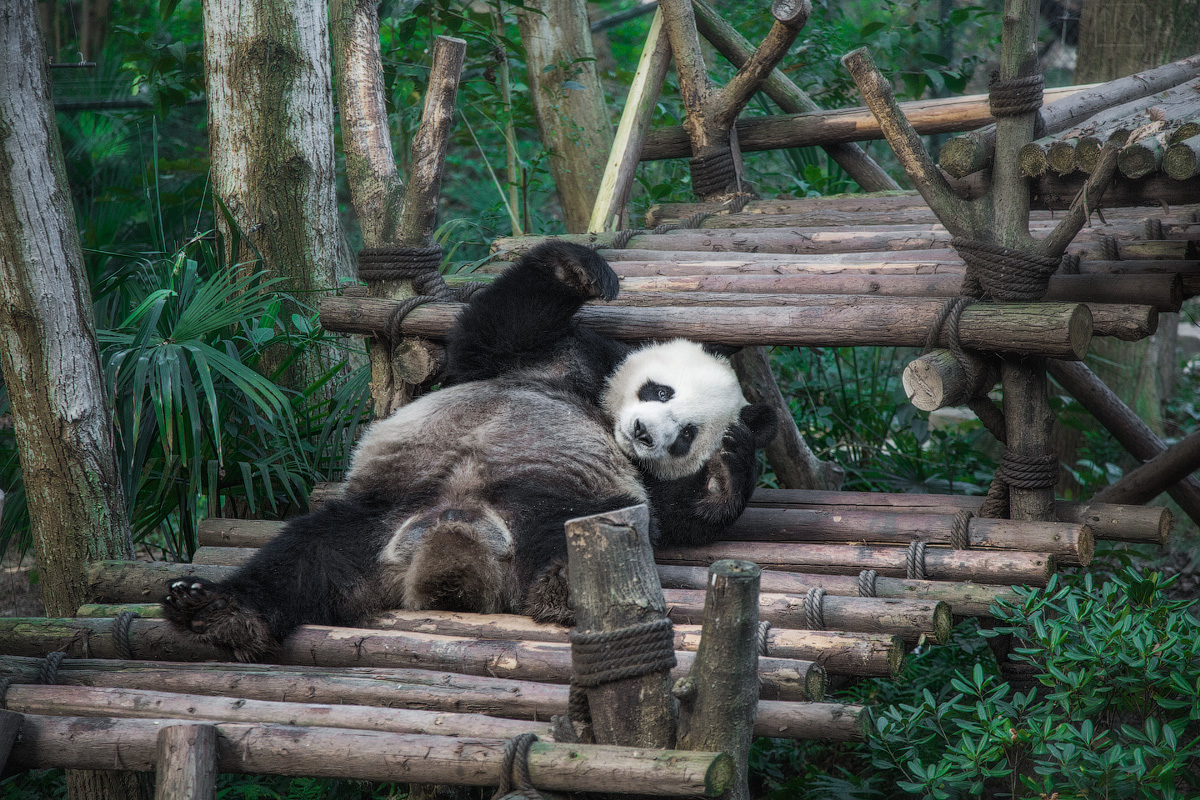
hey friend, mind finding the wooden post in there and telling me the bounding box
[0,710,21,774]
[589,9,673,232]
[155,724,217,800]
[564,505,676,747]
[1092,429,1200,506]
[677,561,761,800]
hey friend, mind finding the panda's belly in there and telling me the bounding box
[345,381,645,506]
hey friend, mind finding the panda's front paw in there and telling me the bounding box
[533,242,619,301]
[161,578,274,662]
[523,560,575,627]
[162,578,222,631]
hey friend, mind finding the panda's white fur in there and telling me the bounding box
[603,339,747,481]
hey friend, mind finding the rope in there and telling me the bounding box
[804,587,827,630]
[967,397,1008,444]
[1059,252,1080,274]
[951,237,1061,302]
[358,245,449,294]
[1145,218,1164,240]
[688,148,737,198]
[906,542,928,581]
[1100,235,1120,261]
[567,617,676,725]
[38,651,66,685]
[949,509,973,550]
[756,621,772,657]
[491,733,544,800]
[0,677,11,709]
[988,72,1044,117]
[857,570,878,598]
[112,610,139,661]
[1000,450,1059,489]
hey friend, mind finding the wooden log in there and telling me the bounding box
[0,617,822,702]
[676,561,761,800]
[1118,131,1170,180]
[1047,359,1200,525]
[589,9,672,232]
[639,85,1085,161]
[937,55,1200,178]
[655,542,1054,586]
[8,715,735,796]
[155,724,217,800]
[318,295,1095,359]
[903,349,996,411]
[690,0,899,192]
[1164,133,1200,180]
[0,709,21,775]
[0,656,858,742]
[1093,429,1200,506]
[748,488,1172,545]
[5,684,553,740]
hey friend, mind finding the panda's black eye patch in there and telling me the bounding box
[668,424,698,457]
[638,381,674,403]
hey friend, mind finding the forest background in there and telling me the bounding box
[3,0,1200,797]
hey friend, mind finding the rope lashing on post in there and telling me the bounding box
[857,569,878,598]
[756,620,772,657]
[1100,234,1120,261]
[987,72,1044,119]
[688,147,738,198]
[949,509,973,551]
[357,244,487,342]
[112,609,139,660]
[1059,252,1081,274]
[0,650,71,709]
[804,587,827,630]
[952,237,1062,302]
[567,617,677,726]
[905,541,928,581]
[491,732,544,800]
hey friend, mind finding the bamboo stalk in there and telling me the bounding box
[318,295,1095,359]
[8,715,736,796]
[0,655,861,742]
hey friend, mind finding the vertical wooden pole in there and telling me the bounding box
[565,505,676,748]
[676,560,761,800]
[154,724,218,800]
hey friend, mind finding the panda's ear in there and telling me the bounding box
[702,342,742,358]
[739,403,778,449]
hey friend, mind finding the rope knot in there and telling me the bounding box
[988,72,1044,117]
[688,148,737,198]
[568,617,676,725]
[951,237,1060,302]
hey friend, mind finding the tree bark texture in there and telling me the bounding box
[203,0,355,394]
[517,0,613,232]
[0,1,136,627]
[1076,0,1200,82]
[155,724,218,800]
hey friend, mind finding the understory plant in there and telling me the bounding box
[870,569,1200,799]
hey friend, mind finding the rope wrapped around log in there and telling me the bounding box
[804,587,827,630]
[857,569,878,598]
[491,732,544,800]
[0,650,70,709]
[567,617,677,726]
[952,237,1061,302]
[987,72,1044,118]
[950,509,973,551]
[905,542,927,581]
[688,147,737,197]
[357,245,486,343]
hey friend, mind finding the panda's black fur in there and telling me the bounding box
[163,242,777,661]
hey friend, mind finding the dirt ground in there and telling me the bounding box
[1,548,45,617]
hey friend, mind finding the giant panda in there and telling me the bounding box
[163,242,777,661]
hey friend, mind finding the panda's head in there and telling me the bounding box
[601,339,753,480]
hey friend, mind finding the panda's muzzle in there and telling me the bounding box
[632,419,655,447]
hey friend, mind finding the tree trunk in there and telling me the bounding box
[516,0,613,232]
[203,0,356,394]
[0,6,145,799]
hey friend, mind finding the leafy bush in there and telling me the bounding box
[870,570,1200,799]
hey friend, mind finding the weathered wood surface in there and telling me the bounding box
[938,55,1200,178]
[638,85,1084,161]
[0,617,823,702]
[8,715,735,796]
[155,724,217,800]
[748,489,1172,545]
[5,684,552,739]
[1048,359,1200,525]
[676,561,761,800]
[319,295,1095,358]
[655,542,1053,586]
[1092,429,1200,506]
[565,505,676,745]
[0,656,860,741]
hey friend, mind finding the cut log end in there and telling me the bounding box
[1164,140,1200,180]
[938,134,988,179]
[1067,304,1094,360]
[1046,140,1078,175]
[1018,142,1048,177]
[704,752,736,797]
[932,601,952,644]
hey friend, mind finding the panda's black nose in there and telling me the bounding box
[633,420,654,447]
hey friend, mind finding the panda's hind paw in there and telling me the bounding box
[523,560,575,627]
[540,243,618,301]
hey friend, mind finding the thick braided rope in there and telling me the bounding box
[112,610,139,661]
[1100,235,1120,261]
[756,621,772,657]
[38,651,66,685]
[949,509,973,551]
[857,569,878,598]
[988,72,1044,117]
[1145,218,1164,240]
[358,245,449,295]
[1000,450,1059,489]
[1059,252,1081,274]
[567,617,676,724]
[906,542,928,581]
[804,587,827,630]
[0,677,11,709]
[688,148,737,197]
[951,237,1061,301]
[491,733,544,800]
